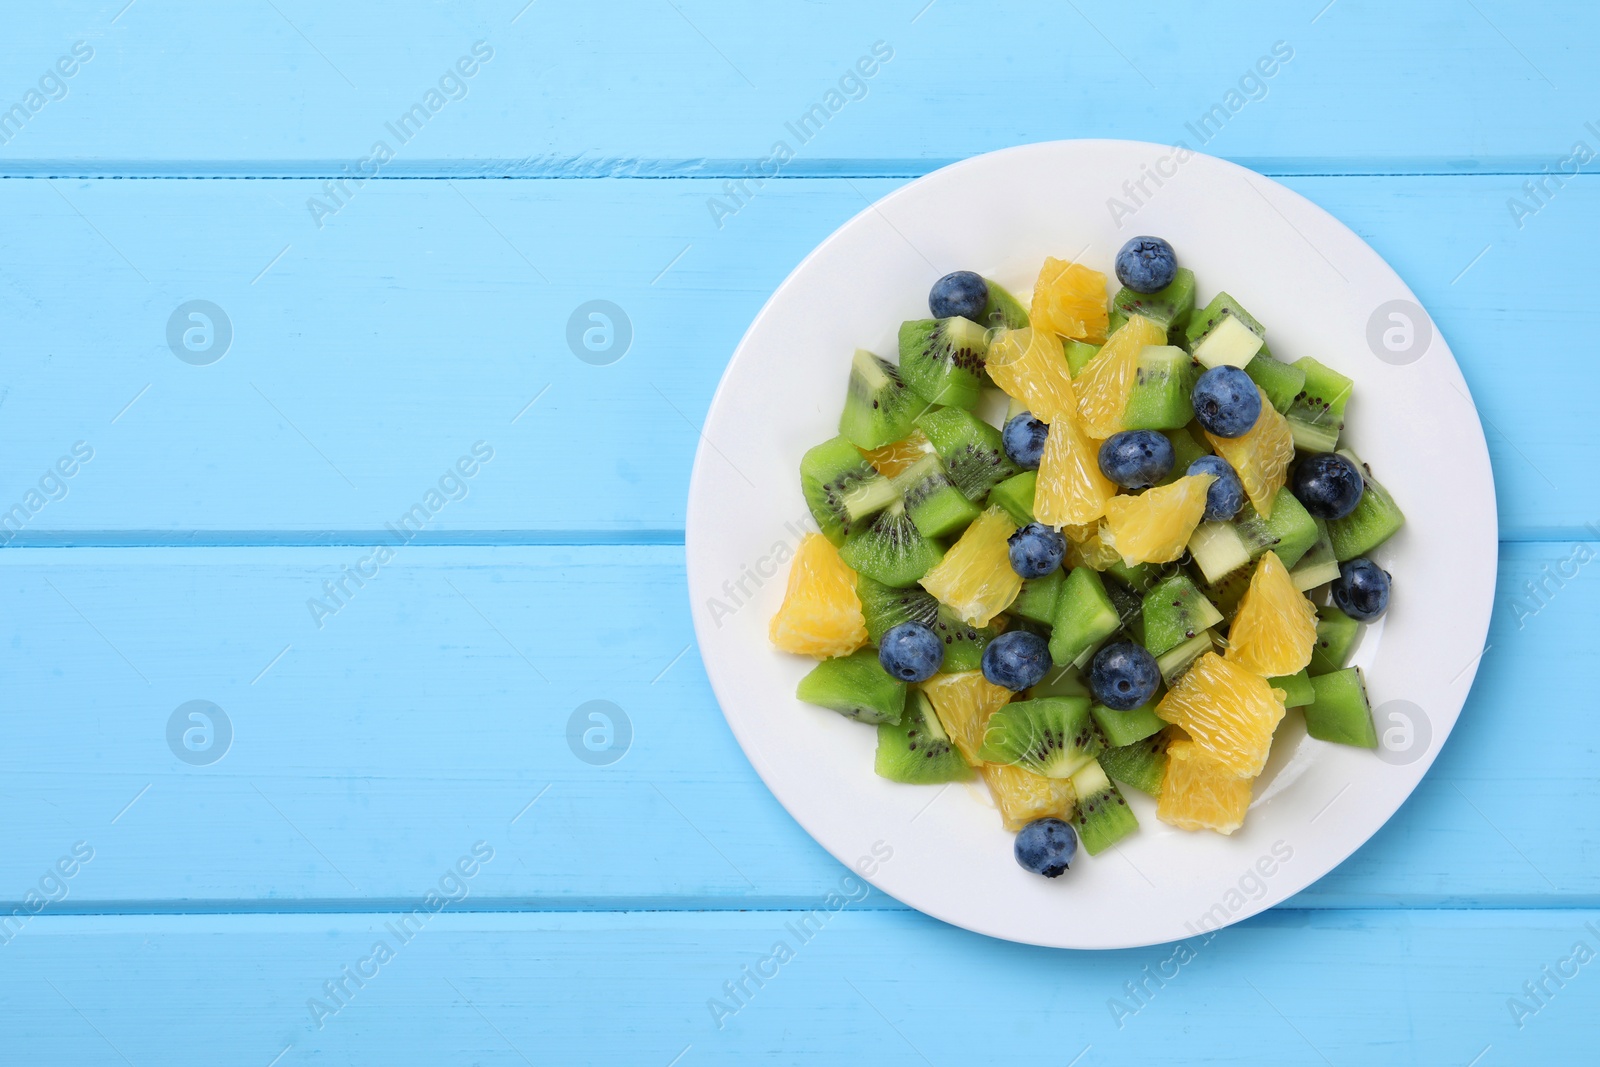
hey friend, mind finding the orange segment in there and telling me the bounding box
[1225,551,1319,676]
[1207,388,1294,517]
[980,762,1078,831]
[768,533,868,658]
[1157,740,1254,834]
[1074,315,1167,439]
[1155,652,1286,778]
[986,327,1077,424]
[1103,473,1214,565]
[1065,522,1122,570]
[920,671,1015,765]
[919,506,1020,627]
[1030,258,1110,344]
[860,430,931,478]
[1034,413,1116,527]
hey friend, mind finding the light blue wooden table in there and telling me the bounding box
[1,1,1595,1062]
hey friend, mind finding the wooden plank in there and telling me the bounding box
[3,909,1595,1063]
[0,176,1592,539]
[0,542,1590,907]
[0,1,1590,172]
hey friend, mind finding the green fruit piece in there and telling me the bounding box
[1112,268,1196,333]
[839,348,923,450]
[892,453,980,539]
[1091,698,1166,748]
[1049,567,1121,670]
[1106,309,1129,336]
[1156,629,1214,686]
[1141,573,1224,656]
[981,278,1030,329]
[1327,451,1405,561]
[1187,520,1252,584]
[977,696,1102,778]
[1122,345,1198,431]
[1244,348,1307,414]
[1063,339,1102,377]
[800,435,900,546]
[1104,558,1160,593]
[875,690,976,783]
[1010,568,1063,625]
[1028,664,1089,699]
[1070,760,1140,855]
[1103,574,1145,644]
[1234,488,1320,569]
[1302,667,1377,748]
[933,608,998,673]
[839,501,943,588]
[988,470,1038,525]
[855,575,939,645]
[796,649,906,725]
[915,407,1020,503]
[1286,356,1353,451]
[1290,518,1340,592]
[1157,423,1212,485]
[1198,562,1253,622]
[1309,605,1361,675]
[1097,731,1171,796]
[1268,669,1315,708]
[1184,291,1265,369]
[898,317,989,409]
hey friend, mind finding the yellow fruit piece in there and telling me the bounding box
[768,533,868,659]
[1225,550,1319,676]
[1157,740,1254,834]
[1155,652,1286,778]
[1034,413,1116,527]
[986,327,1077,424]
[919,507,1020,627]
[1074,315,1167,439]
[921,671,1015,765]
[1066,523,1122,571]
[1030,258,1110,344]
[1207,389,1295,517]
[860,429,930,478]
[1103,474,1215,565]
[981,762,1078,831]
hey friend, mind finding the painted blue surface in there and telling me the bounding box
[0,1,1594,1063]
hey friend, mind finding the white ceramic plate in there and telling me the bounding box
[685,140,1496,949]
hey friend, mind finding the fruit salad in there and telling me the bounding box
[769,238,1404,879]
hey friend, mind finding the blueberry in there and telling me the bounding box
[1002,413,1049,469]
[1191,365,1262,438]
[878,622,944,683]
[1088,641,1161,711]
[1187,455,1246,522]
[1331,558,1391,621]
[1097,430,1174,489]
[1291,452,1365,520]
[982,630,1051,691]
[1014,817,1079,878]
[929,271,989,321]
[1114,237,1177,294]
[1007,522,1066,579]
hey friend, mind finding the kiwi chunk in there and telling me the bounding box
[1309,606,1361,675]
[796,649,906,725]
[800,436,899,545]
[875,690,976,783]
[1234,488,1320,569]
[980,278,1030,329]
[1303,667,1377,747]
[1286,357,1353,451]
[1104,558,1160,594]
[1184,292,1265,370]
[1028,664,1089,699]
[1188,520,1252,585]
[988,470,1038,525]
[1327,451,1405,561]
[933,608,997,673]
[1010,568,1063,626]
[1269,669,1316,708]
[1122,345,1198,431]
[1063,339,1101,377]
[1290,518,1341,591]
[1156,629,1214,686]
[898,316,989,409]
[1097,731,1171,796]
[1112,267,1196,333]
[1091,698,1165,748]
[1157,424,1212,485]
[1070,760,1140,855]
[1049,567,1121,670]
[977,696,1102,778]
[1198,562,1253,622]
[915,407,1019,503]
[856,575,939,644]
[1142,573,1224,656]
[839,500,943,588]
[839,348,924,450]
[1244,348,1307,414]
[892,453,980,539]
